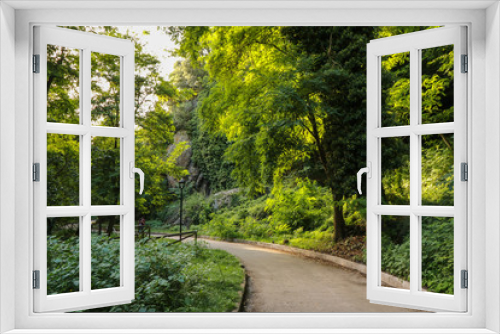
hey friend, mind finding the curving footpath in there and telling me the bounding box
[201,238,417,313]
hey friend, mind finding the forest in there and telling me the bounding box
[47,26,455,312]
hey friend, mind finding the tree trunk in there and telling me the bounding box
[332,191,346,243]
[47,218,55,236]
[98,218,102,235]
[106,216,115,237]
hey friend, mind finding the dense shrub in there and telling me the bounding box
[47,235,80,295]
[47,236,244,312]
[380,216,454,294]
[266,179,332,232]
[421,217,454,294]
[184,192,214,226]
[197,182,338,244]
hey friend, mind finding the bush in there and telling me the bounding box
[184,192,214,226]
[47,235,244,312]
[239,216,269,239]
[47,235,80,295]
[266,178,332,232]
[421,217,454,294]
[204,215,240,240]
[380,216,453,294]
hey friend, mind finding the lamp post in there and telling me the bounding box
[178,180,186,241]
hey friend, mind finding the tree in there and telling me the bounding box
[171,26,375,241]
[47,26,188,235]
[281,27,375,240]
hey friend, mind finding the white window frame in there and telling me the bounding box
[33,26,136,313]
[366,26,468,312]
[0,1,499,333]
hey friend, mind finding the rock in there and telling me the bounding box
[166,130,213,194]
[166,130,194,187]
[166,130,192,169]
[213,188,241,210]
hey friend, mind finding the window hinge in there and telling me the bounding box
[33,270,40,289]
[461,162,468,182]
[33,54,40,73]
[33,163,40,182]
[461,54,468,73]
[461,270,468,289]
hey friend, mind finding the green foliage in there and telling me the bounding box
[196,193,270,240]
[421,134,454,206]
[342,195,367,227]
[421,217,454,294]
[48,236,244,312]
[381,137,411,205]
[46,45,80,124]
[168,58,237,193]
[47,26,190,220]
[289,230,333,253]
[167,59,205,132]
[47,235,80,295]
[47,25,458,299]
[197,182,340,246]
[171,26,378,241]
[266,178,332,232]
[203,216,240,240]
[91,235,121,290]
[184,192,214,226]
[190,112,237,193]
[47,134,80,206]
[380,216,454,294]
[381,234,411,282]
[91,137,120,205]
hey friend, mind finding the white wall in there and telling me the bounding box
[486,2,500,333]
[2,3,495,332]
[0,2,16,333]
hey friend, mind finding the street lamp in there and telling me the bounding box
[178,180,186,241]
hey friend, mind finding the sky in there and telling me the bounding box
[116,26,182,80]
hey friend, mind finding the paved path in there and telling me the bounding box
[200,238,416,313]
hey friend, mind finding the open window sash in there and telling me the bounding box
[33,26,135,313]
[366,26,467,312]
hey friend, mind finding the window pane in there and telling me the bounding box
[91,215,121,290]
[47,134,80,206]
[381,137,410,205]
[47,217,80,295]
[47,45,80,124]
[421,45,454,124]
[421,217,454,295]
[381,215,410,289]
[381,52,410,127]
[421,134,454,206]
[91,52,121,127]
[91,136,120,205]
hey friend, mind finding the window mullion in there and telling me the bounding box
[82,47,92,294]
[409,47,421,294]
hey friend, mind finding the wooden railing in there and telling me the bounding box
[152,230,198,246]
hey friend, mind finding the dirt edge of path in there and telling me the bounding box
[233,266,248,312]
[201,236,410,290]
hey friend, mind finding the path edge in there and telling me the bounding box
[202,236,409,290]
[232,265,248,312]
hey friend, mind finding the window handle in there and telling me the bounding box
[357,162,372,195]
[129,162,145,195]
